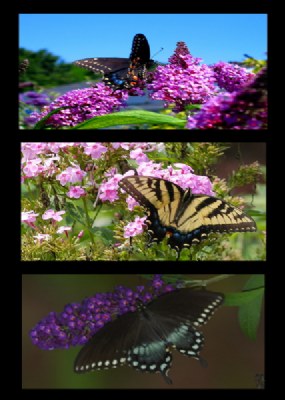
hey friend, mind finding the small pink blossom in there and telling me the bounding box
[22,158,45,178]
[77,230,84,239]
[42,209,66,222]
[123,216,147,238]
[22,211,39,228]
[21,143,48,161]
[67,186,86,199]
[33,233,51,243]
[129,148,149,163]
[99,174,123,202]
[126,196,139,211]
[83,143,108,159]
[56,166,87,186]
[57,226,72,236]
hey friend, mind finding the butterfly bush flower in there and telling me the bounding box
[28,84,128,128]
[67,186,86,199]
[212,61,255,92]
[148,41,216,112]
[123,216,147,238]
[186,67,267,130]
[30,276,175,350]
[19,91,52,107]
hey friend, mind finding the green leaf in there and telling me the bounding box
[224,288,264,306]
[33,106,69,129]
[238,275,264,340]
[71,110,186,129]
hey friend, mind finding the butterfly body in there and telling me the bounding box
[74,287,224,384]
[119,176,257,255]
[73,34,154,90]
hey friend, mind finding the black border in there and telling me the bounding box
[18,0,271,393]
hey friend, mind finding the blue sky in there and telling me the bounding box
[19,14,267,65]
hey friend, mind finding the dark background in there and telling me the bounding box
[22,274,264,389]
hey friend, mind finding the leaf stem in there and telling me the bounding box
[82,197,95,245]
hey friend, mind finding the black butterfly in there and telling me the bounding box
[74,287,224,384]
[73,34,154,90]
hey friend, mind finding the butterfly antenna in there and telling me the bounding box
[151,47,164,59]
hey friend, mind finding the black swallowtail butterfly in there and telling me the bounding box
[73,33,154,90]
[74,287,224,384]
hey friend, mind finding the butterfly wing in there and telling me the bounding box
[147,288,224,327]
[75,288,224,384]
[177,193,256,234]
[119,175,184,223]
[74,306,173,383]
[147,288,223,364]
[119,176,256,252]
[130,34,151,66]
[73,57,130,75]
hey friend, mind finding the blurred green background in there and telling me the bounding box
[22,275,264,388]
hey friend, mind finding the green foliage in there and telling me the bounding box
[225,275,264,340]
[21,143,266,261]
[71,110,186,130]
[19,47,95,88]
[164,143,229,175]
[242,58,267,73]
[228,161,264,191]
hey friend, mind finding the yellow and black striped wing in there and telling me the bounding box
[119,176,256,253]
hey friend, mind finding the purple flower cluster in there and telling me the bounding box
[148,41,216,112]
[27,84,128,128]
[187,67,267,130]
[212,62,255,92]
[19,91,51,107]
[30,276,175,350]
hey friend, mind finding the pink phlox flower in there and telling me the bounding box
[57,226,72,234]
[99,174,123,202]
[42,209,66,222]
[33,233,51,243]
[123,216,147,238]
[67,186,86,199]
[126,196,139,211]
[47,143,74,153]
[22,211,39,228]
[56,166,87,186]
[136,161,163,177]
[77,230,84,239]
[129,148,149,163]
[22,158,45,178]
[21,143,48,161]
[83,143,108,159]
